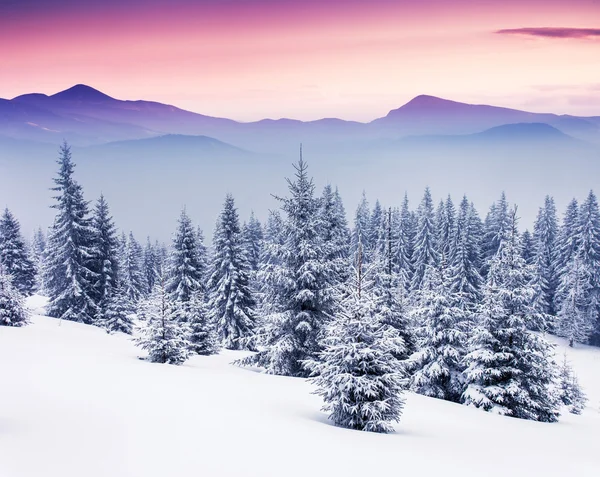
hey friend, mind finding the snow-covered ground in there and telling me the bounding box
[1,296,598,477]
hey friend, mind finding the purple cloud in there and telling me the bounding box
[496,27,600,39]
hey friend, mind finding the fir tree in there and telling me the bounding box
[369,199,385,256]
[411,187,438,291]
[393,193,414,289]
[304,238,406,433]
[352,191,371,258]
[521,229,535,265]
[167,209,204,303]
[319,184,351,286]
[462,208,560,422]
[135,279,190,365]
[90,194,119,324]
[103,282,134,334]
[409,265,466,402]
[184,291,219,355]
[243,211,264,273]
[0,270,29,327]
[31,227,47,291]
[143,237,158,295]
[43,142,97,323]
[557,354,587,415]
[532,196,559,315]
[554,199,580,282]
[122,232,145,303]
[481,192,510,277]
[240,153,334,377]
[207,194,257,350]
[0,208,37,295]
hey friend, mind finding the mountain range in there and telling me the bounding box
[1,84,599,242]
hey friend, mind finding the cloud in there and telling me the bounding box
[496,27,600,39]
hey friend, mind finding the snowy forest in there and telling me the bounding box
[1,141,595,431]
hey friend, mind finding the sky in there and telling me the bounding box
[1,0,599,121]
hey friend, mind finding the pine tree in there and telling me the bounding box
[142,237,159,295]
[103,282,134,334]
[0,208,37,295]
[555,254,594,346]
[409,265,467,402]
[392,193,414,289]
[31,227,47,291]
[532,196,559,315]
[243,211,264,274]
[167,209,204,303]
[352,191,371,258]
[575,190,600,345]
[554,199,580,282]
[436,195,456,267]
[207,194,257,350]
[462,208,560,422]
[135,279,190,365]
[448,195,483,307]
[304,238,406,433]
[481,192,510,277]
[557,354,587,415]
[521,229,535,265]
[240,153,334,377]
[369,199,385,256]
[185,291,219,355]
[411,187,438,291]
[319,184,351,286]
[90,194,119,324]
[43,142,97,324]
[0,270,29,327]
[122,232,145,303]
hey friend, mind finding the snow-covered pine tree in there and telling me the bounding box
[207,194,258,350]
[392,193,414,289]
[0,208,37,295]
[43,142,97,323]
[481,192,510,277]
[575,190,600,345]
[319,184,351,287]
[239,153,334,377]
[554,198,580,285]
[532,196,559,316]
[184,291,219,355]
[31,227,47,291]
[557,353,587,415]
[462,207,560,422]
[521,229,535,265]
[304,237,406,433]
[373,207,414,358]
[436,195,456,268]
[243,211,264,274]
[409,265,467,402]
[143,237,158,295]
[167,209,205,303]
[448,195,483,308]
[555,254,594,347]
[122,232,146,303]
[135,278,190,365]
[369,199,385,256]
[103,282,134,334]
[0,269,29,326]
[411,187,438,291]
[90,194,119,325]
[351,191,371,259]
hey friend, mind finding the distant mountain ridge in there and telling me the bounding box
[2,84,599,149]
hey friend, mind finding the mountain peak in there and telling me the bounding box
[51,84,114,102]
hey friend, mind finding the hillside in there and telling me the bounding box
[0,296,598,477]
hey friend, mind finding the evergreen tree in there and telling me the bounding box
[532,196,559,315]
[411,187,438,291]
[521,229,535,265]
[31,227,47,291]
[257,209,286,317]
[167,209,204,303]
[352,191,371,258]
[393,193,414,288]
[243,211,264,274]
[576,190,600,345]
[304,238,406,433]
[410,265,466,402]
[448,196,483,307]
[319,184,351,286]
[369,199,385,256]
[481,192,510,277]
[143,237,158,295]
[436,195,456,266]
[135,279,190,365]
[554,199,580,282]
[122,232,145,303]
[462,208,560,422]
[43,142,97,323]
[185,291,219,355]
[557,354,587,415]
[240,154,334,376]
[555,254,594,346]
[207,194,257,350]
[103,282,134,334]
[0,270,29,327]
[90,194,119,324]
[0,208,36,295]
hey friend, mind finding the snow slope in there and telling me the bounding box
[1,296,598,477]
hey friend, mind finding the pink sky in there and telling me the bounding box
[1,0,599,121]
